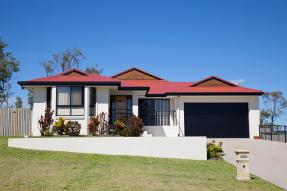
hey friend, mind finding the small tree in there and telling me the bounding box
[42,61,54,77]
[0,39,20,108]
[0,90,6,108]
[27,90,33,109]
[262,92,287,125]
[15,96,23,108]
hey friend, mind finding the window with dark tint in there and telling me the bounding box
[56,86,84,116]
[89,87,96,116]
[139,99,170,126]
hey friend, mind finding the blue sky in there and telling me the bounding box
[1,0,287,122]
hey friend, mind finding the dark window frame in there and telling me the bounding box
[89,87,97,116]
[56,86,85,116]
[46,87,51,110]
[139,98,170,126]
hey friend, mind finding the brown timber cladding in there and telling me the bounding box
[0,108,32,136]
[114,70,159,80]
[195,79,232,87]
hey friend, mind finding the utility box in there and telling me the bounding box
[235,150,250,181]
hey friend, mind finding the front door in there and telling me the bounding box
[110,95,132,123]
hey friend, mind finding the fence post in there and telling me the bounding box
[270,126,273,141]
[285,126,287,143]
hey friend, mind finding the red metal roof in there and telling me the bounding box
[23,68,120,83]
[120,80,263,96]
[18,68,263,96]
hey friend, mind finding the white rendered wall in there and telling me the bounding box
[178,96,260,139]
[96,87,110,121]
[9,137,207,160]
[248,96,260,138]
[31,88,47,136]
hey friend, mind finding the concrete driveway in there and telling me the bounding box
[211,139,287,190]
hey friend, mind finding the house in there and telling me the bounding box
[18,67,263,138]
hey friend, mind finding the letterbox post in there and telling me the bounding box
[235,150,250,181]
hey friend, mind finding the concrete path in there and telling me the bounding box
[211,139,287,190]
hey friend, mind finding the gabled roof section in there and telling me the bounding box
[111,67,164,80]
[18,68,120,86]
[191,76,237,87]
[59,68,88,76]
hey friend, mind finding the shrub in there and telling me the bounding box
[65,121,81,136]
[38,110,54,136]
[207,140,224,160]
[53,117,65,135]
[88,116,100,135]
[122,115,144,137]
[112,119,126,136]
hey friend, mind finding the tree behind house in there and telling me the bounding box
[85,66,102,74]
[15,96,23,108]
[42,48,85,76]
[28,90,33,109]
[261,92,287,125]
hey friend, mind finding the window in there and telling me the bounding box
[56,86,84,116]
[110,95,132,123]
[89,87,96,116]
[139,99,170,126]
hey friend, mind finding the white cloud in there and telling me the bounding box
[230,79,245,85]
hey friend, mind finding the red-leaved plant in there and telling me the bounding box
[38,110,54,136]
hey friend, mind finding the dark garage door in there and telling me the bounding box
[184,103,249,138]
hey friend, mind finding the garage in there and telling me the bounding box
[184,103,249,138]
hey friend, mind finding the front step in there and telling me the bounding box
[142,130,153,137]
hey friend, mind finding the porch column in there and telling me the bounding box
[178,97,185,136]
[81,86,90,135]
[96,87,110,122]
[51,86,56,120]
[132,92,139,116]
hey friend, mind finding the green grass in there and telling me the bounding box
[0,137,283,191]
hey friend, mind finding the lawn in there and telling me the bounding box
[0,137,283,191]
